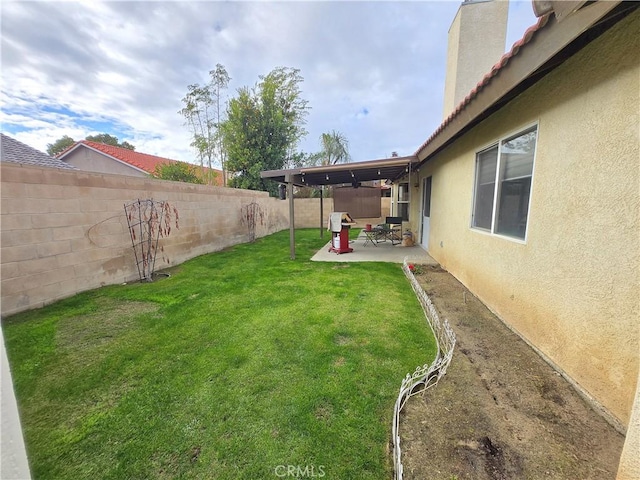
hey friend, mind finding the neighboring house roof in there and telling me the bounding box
[0,133,77,170]
[415,0,635,164]
[58,140,224,185]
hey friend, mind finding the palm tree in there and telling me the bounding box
[320,130,350,165]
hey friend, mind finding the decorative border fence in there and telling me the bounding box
[392,259,457,480]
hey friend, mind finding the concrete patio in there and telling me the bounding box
[311,229,438,264]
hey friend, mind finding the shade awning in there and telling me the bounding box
[261,155,419,186]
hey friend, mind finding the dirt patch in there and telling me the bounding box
[399,268,624,480]
[56,299,159,351]
[334,334,352,346]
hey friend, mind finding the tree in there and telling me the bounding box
[85,133,135,150]
[46,135,75,156]
[319,130,350,165]
[221,67,310,196]
[179,64,230,186]
[152,162,205,184]
[210,64,231,186]
[47,133,136,156]
[284,151,323,169]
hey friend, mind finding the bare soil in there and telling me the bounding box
[399,266,624,480]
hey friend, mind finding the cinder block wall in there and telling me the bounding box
[293,197,335,229]
[292,197,391,227]
[0,164,291,316]
[0,165,390,316]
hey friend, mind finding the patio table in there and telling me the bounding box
[363,227,382,246]
[363,225,400,246]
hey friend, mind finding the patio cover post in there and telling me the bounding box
[319,186,324,239]
[286,175,295,260]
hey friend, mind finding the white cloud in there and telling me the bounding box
[1,0,537,165]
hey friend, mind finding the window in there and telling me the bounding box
[471,126,537,240]
[472,147,498,230]
[397,182,410,221]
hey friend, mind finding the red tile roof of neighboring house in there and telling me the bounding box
[81,140,181,174]
[414,14,551,156]
[59,140,224,186]
[78,140,177,174]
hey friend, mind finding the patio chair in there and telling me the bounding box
[385,216,403,245]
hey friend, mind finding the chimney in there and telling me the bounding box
[442,0,509,119]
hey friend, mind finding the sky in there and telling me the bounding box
[1,1,537,166]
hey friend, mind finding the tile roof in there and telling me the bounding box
[78,140,184,174]
[414,14,551,156]
[0,133,77,170]
[59,140,224,186]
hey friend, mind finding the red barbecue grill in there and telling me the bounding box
[328,212,355,254]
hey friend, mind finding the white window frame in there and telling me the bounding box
[396,182,410,221]
[470,123,538,243]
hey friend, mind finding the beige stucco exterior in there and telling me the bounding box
[617,367,640,479]
[62,147,147,177]
[442,0,509,118]
[402,10,639,430]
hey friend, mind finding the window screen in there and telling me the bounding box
[496,128,536,239]
[472,146,498,230]
[471,126,537,240]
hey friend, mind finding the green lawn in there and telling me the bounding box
[3,229,436,480]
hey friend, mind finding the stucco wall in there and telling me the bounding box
[407,10,639,427]
[617,368,640,479]
[381,196,392,219]
[63,147,147,177]
[1,326,30,479]
[443,0,509,118]
[442,5,461,119]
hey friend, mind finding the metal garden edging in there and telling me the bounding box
[392,259,457,480]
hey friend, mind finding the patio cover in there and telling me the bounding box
[261,155,419,187]
[261,156,420,259]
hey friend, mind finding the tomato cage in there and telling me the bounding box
[124,199,177,282]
